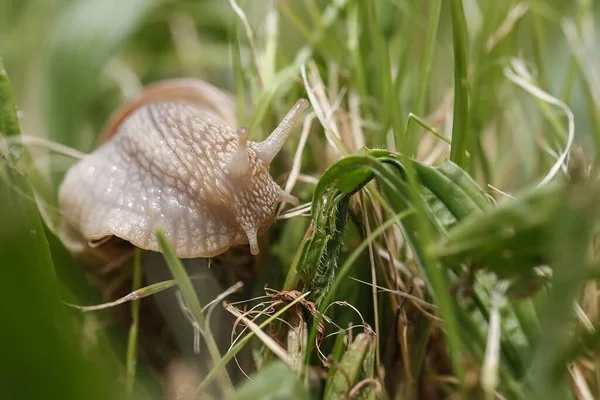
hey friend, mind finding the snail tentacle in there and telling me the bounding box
[253,98,309,166]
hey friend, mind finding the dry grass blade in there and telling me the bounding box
[225,303,294,368]
[228,0,263,88]
[65,279,177,311]
[276,203,312,220]
[504,59,575,186]
[349,277,440,314]
[282,113,315,194]
[195,291,311,394]
[301,62,347,157]
[485,4,529,53]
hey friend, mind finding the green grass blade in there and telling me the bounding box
[0,63,115,398]
[395,154,466,380]
[227,361,310,400]
[125,248,142,397]
[405,0,442,155]
[414,162,488,221]
[531,176,600,400]
[405,113,452,145]
[0,156,116,400]
[449,0,470,168]
[0,58,21,139]
[156,230,233,395]
[437,181,565,279]
[323,332,373,400]
[437,161,491,211]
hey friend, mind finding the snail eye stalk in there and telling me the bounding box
[252,99,309,166]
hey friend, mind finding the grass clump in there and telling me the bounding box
[2,0,600,399]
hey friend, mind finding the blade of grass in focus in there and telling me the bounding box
[155,230,233,395]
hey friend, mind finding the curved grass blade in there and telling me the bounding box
[66,279,176,312]
[300,149,466,377]
[437,161,491,212]
[414,162,487,221]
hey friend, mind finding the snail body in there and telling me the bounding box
[58,79,308,258]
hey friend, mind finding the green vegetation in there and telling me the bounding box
[2,0,600,399]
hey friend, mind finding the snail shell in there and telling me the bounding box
[58,79,308,258]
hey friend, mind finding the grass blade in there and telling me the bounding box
[125,248,142,397]
[0,62,115,400]
[0,58,20,139]
[405,0,442,155]
[531,175,600,399]
[66,279,177,312]
[449,0,470,168]
[227,361,309,400]
[323,332,373,400]
[156,230,233,395]
[195,291,311,394]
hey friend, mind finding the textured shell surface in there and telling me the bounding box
[58,100,281,258]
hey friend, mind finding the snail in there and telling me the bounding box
[58,78,309,258]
